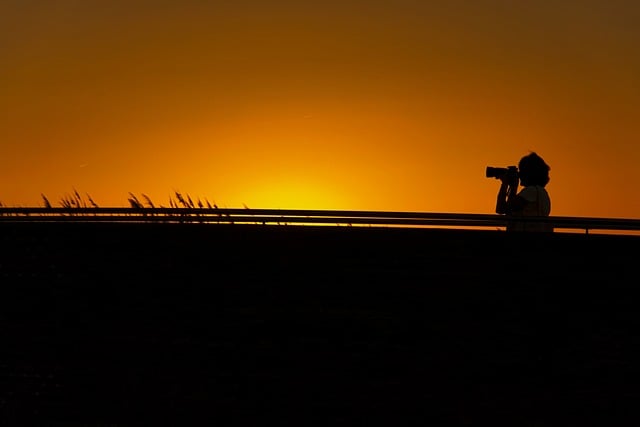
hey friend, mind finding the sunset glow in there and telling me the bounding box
[2,1,639,219]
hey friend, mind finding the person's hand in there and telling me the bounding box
[500,172,518,187]
[499,175,514,187]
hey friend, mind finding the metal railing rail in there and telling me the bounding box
[1,207,639,235]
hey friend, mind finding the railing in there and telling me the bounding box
[1,207,639,235]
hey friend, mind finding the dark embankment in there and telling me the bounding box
[1,222,639,425]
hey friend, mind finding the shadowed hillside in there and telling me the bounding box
[1,222,639,425]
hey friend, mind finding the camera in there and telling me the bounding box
[486,165,518,179]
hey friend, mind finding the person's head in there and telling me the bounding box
[518,152,550,187]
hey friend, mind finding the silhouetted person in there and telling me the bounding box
[495,151,553,232]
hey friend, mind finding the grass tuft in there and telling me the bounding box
[58,188,97,209]
[128,193,143,209]
[41,194,52,209]
[87,194,99,208]
[141,194,155,209]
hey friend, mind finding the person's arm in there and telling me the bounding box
[495,175,524,214]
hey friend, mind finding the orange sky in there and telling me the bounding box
[2,1,639,218]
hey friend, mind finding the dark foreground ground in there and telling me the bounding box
[1,222,639,425]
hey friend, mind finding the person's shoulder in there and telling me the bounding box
[517,186,539,201]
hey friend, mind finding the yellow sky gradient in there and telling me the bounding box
[2,1,639,218]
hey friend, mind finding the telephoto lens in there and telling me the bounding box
[486,166,507,178]
[485,166,517,179]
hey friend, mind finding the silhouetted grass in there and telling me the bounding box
[1,191,224,211]
[142,194,155,209]
[163,191,217,211]
[41,194,52,208]
[1,190,250,224]
[127,193,143,209]
[56,189,98,209]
